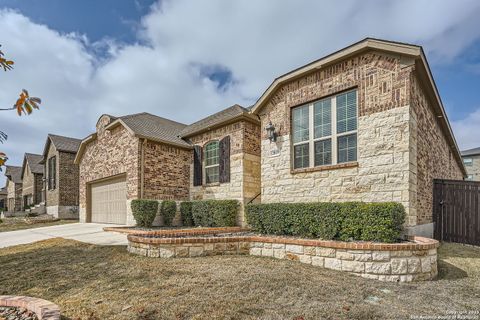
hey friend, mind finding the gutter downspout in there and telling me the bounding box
[140,138,146,198]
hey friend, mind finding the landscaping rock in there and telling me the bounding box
[0,306,38,320]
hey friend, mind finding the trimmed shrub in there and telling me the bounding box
[192,200,239,227]
[131,199,159,228]
[245,202,405,243]
[180,201,193,226]
[161,200,177,226]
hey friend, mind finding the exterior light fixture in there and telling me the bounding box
[265,121,277,142]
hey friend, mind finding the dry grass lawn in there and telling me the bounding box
[0,219,76,233]
[0,239,479,320]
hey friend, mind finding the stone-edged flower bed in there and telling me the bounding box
[0,296,60,320]
[126,227,439,283]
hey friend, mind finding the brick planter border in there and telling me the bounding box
[0,296,60,320]
[127,228,439,282]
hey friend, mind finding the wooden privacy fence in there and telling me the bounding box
[433,179,480,246]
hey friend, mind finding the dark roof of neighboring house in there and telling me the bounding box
[115,112,190,148]
[21,153,44,179]
[48,134,82,154]
[0,186,7,195]
[461,147,480,157]
[5,165,22,184]
[180,104,259,137]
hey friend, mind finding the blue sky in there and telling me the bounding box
[1,0,480,186]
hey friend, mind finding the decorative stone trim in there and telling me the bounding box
[0,296,60,320]
[127,230,439,282]
[290,161,359,174]
[106,226,248,235]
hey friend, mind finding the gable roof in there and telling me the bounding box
[250,37,466,177]
[5,165,22,184]
[21,153,44,179]
[43,134,82,158]
[461,147,480,157]
[180,104,259,138]
[75,112,190,164]
[0,186,7,195]
[112,112,190,148]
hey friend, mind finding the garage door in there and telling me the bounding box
[90,176,127,224]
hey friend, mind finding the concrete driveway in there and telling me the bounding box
[0,223,128,249]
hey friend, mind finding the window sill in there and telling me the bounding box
[204,182,221,187]
[290,161,358,174]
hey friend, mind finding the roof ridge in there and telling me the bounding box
[120,112,187,127]
[48,133,82,141]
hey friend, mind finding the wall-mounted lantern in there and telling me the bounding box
[265,121,277,142]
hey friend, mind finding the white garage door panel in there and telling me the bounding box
[91,177,127,224]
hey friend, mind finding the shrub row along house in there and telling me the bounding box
[2,134,81,217]
[70,38,466,237]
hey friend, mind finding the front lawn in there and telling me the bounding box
[0,218,76,233]
[0,239,479,320]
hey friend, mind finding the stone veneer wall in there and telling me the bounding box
[79,116,140,223]
[463,154,480,181]
[257,50,464,231]
[127,231,438,283]
[411,74,464,225]
[188,120,261,225]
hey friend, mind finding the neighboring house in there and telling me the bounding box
[42,134,81,219]
[181,104,261,225]
[461,147,480,181]
[250,38,465,236]
[4,166,22,212]
[0,186,6,210]
[74,113,192,225]
[21,153,44,210]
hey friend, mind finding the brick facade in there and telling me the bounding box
[257,50,464,235]
[45,140,80,218]
[188,120,261,225]
[6,180,22,212]
[78,115,192,225]
[410,74,464,224]
[21,164,43,209]
[143,140,190,201]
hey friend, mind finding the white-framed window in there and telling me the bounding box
[463,158,473,166]
[466,174,474,181]
[292,90,358,169]
[204,141,220,183]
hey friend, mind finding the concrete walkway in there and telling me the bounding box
[0,223,128,249]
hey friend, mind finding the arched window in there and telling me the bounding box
[204,141,220,183]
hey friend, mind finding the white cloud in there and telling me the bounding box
[451,108,480,150]
[1,0,480,185]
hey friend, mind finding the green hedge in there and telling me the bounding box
[192,200,239,227]
[131,199,159,228]
[180,201,193,227]
[245,202,405,243]
[161,200,177,226]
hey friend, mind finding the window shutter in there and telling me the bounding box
[193,145,203,186]
[219,136,230,183]
[48,158,52,190]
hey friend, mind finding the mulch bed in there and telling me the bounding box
[0,306,38,320]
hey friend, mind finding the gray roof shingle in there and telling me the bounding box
[0,186,7,195]
[49,134,82,153]
[5,165,22,184]
[117,112,190,148]
[461,147,480,157]
[180,104,253,137]
[24,153,44,175]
